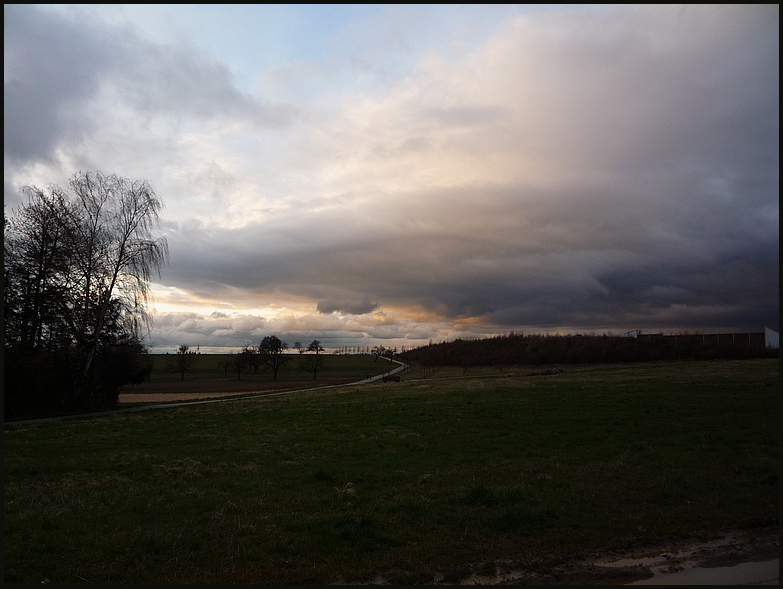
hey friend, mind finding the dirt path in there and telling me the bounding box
[118,391,260,403]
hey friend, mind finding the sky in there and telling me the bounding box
[4,4,779,353]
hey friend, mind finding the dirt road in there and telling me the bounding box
[118,390,255,403]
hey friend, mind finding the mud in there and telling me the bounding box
[340,527,778,585]
[450,527,779,585]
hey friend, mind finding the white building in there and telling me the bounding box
[765,327,779,349]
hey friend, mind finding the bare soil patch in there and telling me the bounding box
[338,527,778,585]
[118,391,260,403]
[118,376,360,403]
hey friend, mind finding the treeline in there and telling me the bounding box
[218,336,300,380]
[399,332,778,369]
[193,338,327,381]
[4,172,167,420]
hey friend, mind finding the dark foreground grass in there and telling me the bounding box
[4,359,778,584]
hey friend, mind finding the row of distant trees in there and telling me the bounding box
[170,338,328,381]
[4,171,167,420]
[169,340,401,382]
[329,345,409,355]
[399,332,778,370]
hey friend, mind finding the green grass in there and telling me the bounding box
[4,359,778,584]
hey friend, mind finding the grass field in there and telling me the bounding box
[144,352,394,381]
[4,359,778,584]
[119,353,400,395]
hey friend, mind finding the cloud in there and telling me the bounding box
[166,4,775,338]
[317,296,380,315]
[146,307,425,352]
[5,5,778,351]
[112,36,299,128]
[3,4,298,171]
[4,4,110,164]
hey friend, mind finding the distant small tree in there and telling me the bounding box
[259,335,289,380]
[169,344,195,382]
[372,345,387,361]
[302,339,326,379]
[217,357,233,377]
[294,341,303,354]
[226,351,249,380]
[242,344,261,373]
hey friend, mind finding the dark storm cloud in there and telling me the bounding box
[317,296,379,315]
[4,4,111,163]
[162,160,778,333]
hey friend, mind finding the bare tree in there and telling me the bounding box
[225,351,250,380]
[241,344,261,373]
[63,171,168,390]
[4,171,168,414]
[259,335,289,380]
[302,339,326,379]
[218,357,233,377]
[4,187,74,351]
[169,344,194,382]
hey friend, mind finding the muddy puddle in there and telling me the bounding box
[333,527,778,585]
[445,528,779,585]
[591,530,779,585]
[626,557,778,585]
